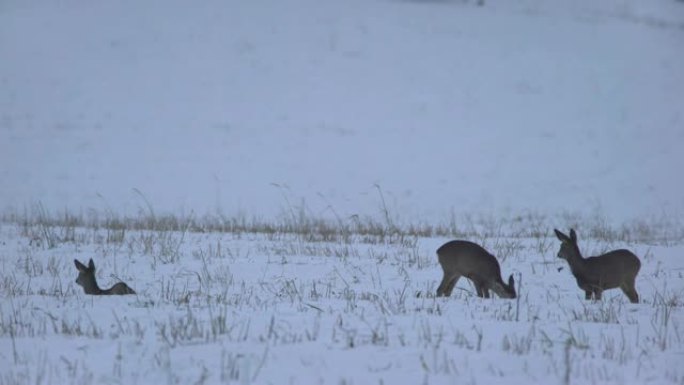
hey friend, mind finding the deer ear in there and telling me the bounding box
[569,229,577,243]
[74,259,86,271]
[508,274,515,288]
[554,229,568,242]
[88,259,95,270]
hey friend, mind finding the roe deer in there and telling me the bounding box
[74,259,136,295]
[554,229,640,303]
[436,240,516,299]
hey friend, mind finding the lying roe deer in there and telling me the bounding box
[74,259,136,295]
[436,240,516,299]
[554,229,640,303]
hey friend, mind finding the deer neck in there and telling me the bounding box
[83,276,105,295]
[565,246,588,277]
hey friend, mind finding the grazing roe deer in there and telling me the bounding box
[436,240,516,299]
[74,259,136,295]
[554,229,640,303]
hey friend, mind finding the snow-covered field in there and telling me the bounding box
[1,0,684,384]
[1,219,683,385]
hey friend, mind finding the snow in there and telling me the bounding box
[1,224,684,384]
[1,0,684,384]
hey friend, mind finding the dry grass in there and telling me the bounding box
[3,204,683,248]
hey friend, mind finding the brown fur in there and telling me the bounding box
[436,240,516,299]
[74,259,136,295]
[554,229,640,303]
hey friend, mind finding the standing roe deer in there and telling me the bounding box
[554,229,640,303]
[74,258,136,295]
[436,240,516,299]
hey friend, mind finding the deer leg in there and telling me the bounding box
[585,290,592,300]
[473,282,482,297]
[482,287,490,298]
[437,274,460,297]
[444,275,460,297]
[594,289,602,301]
[621,283,639,304]
[436,275,449,297]
[473,280,486,298]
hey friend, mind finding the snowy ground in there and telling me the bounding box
[1,220,683,385]
[1,0,683,384]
